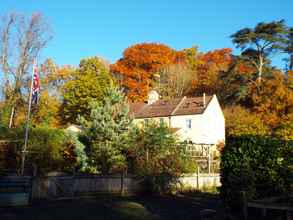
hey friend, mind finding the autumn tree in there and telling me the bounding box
[27,59,75,127]
[231,20,288,82]
[61,57,114,124]
[193,48,232,95]
[40,58,75,98]
[110,43,179,101]
[224,105,270,136]
[156,63,194,99]
[0,12,52,127]
[218,56,257,105]
[247,71,293,128]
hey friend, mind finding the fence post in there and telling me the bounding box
[208,149,211,174]
[197,166,200,189]
[120,172,125,196]
[241,191,248,220]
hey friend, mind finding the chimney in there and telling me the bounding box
[203,93,206,108]
[147,90,159,105]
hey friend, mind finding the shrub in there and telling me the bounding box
[220,135,292,210]
[129,121,197,193]
[0,126,87,175]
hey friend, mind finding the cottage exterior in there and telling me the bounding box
[129,91,225,146]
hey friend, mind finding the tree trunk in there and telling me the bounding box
[8,106,15,128]
[258,55,264,83]
[289,54,293,71]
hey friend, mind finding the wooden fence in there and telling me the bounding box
[0,173,221,204]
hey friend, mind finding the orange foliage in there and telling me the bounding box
[194,48,232,94]
[235,61,256,74]
[249,71,293,128]
[110,43,181,101]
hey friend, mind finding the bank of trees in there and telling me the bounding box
[0,12,292,187]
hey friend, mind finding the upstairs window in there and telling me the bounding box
[186,119,192,129]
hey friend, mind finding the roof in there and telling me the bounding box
[129,95,213,119]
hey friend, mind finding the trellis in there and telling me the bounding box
[184,143,219,174]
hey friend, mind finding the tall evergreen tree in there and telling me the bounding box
[78,87,132,174]
[231,20,288,82]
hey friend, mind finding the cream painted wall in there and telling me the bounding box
[132,95,225,145]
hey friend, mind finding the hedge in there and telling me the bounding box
[220,135,292,209]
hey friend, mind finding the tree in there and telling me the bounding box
[110,43,179,101]
[283,27,293,72]
[40,58,75,98]
[156,63,194,99]
[248,71,293,128]
[29,59,75,127]
[129,121,196,193]
[224,105,270,137]
[231,20,288,82]
[61,57,114,124]
[0,12,52,127]
[193,48,232,95]
[78,87,133,174]
[219,56,257,105]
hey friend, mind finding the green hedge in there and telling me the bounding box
[220,135,292,209]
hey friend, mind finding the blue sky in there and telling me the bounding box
[1,0,292,68]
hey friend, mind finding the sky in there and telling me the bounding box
[0,0,292,68]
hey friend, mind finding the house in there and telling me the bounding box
[129,90,225,147]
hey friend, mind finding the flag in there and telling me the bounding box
[31,63,40,105]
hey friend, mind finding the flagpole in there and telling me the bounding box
[20,59,36,176]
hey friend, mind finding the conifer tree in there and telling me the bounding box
[78,87,132,174]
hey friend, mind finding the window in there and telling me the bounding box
[186,119,192,129]
[160,118,164,125]
[144,118,149,125]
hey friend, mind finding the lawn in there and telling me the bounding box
[0,193,225,220]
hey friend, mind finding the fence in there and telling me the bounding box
[31,174,142,199]
[0,173,221,203]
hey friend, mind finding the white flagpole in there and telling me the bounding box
[20,59,36,176]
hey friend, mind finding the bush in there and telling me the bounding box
[129,121,197,193]
[220,135,292,210]
[0,126,87,175]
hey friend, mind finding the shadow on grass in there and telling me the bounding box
[0,192,225,220]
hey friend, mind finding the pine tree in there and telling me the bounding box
[78,87,132,174]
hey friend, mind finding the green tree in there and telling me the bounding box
[78,87,132,174]
[61,57,114,124]
[231,20,288,82]
[283,27,293,72]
